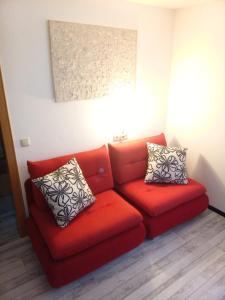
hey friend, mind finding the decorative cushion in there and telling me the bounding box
[32,158,95,228]
[145,143,188,184]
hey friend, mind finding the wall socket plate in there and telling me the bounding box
[113,133,128,143]
[20,137,31,147]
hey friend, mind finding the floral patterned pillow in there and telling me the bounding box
[145,143,188,184]
[32,158,95,228]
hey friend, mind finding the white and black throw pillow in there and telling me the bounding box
[32,158,95,228]
[145,143,188,184]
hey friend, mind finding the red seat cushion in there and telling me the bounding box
[27,145,113,210]
[30,189,143,260]
[143,194,208,238]
[108,133,167,185]
[118,178,206,216]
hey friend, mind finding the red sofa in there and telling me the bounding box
[25,133,208,287]
[25,145,146,287]
[108,133,209,238]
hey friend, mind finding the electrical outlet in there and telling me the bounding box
[113,135,120,142]
[113,133,128,143]
[20,137,31,147]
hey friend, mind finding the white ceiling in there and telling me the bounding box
[129,0,215,9]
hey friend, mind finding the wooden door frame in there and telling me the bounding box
[0,66,26,236]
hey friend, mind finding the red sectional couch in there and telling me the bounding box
[25,133,209,287]
[108,133,209,238]
[25,145,146,287]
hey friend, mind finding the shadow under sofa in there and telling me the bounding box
[108,133,209,238]
[25,145,146,287]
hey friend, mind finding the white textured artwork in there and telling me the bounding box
[49,20,137,102]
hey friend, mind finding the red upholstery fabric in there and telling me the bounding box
[30,189,143,260]
[27,217,146,287]
[118,178,206,216]
[142,194,209,237]
[27,145,113,210]
[30,187,49,211]
[108,133,167,185]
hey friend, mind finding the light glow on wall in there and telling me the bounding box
[91,84,136,142]
[90,81,157,142]
[168,45,223,137]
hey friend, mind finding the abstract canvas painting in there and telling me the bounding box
[49,20,137,102]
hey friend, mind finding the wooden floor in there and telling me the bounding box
[1,209,225,300]
[0,210,19,246]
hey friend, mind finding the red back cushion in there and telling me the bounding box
[108,133,167,185]
[27,145,113,210]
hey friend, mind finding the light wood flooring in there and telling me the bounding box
[0,210,19,246]
[1,209,225,300]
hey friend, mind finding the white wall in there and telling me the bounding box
[166,0,225,212]
[0,0,174,211]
